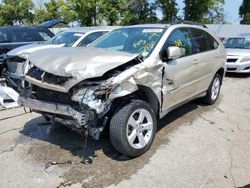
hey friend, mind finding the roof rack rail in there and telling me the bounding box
[171,20,207,28]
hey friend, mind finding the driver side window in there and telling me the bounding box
[166,28,193,57]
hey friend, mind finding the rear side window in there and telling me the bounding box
[10,30,35,42]
[78,31,107,46]
[191,28,209,53]
[190,28,218,53]
[206,33,219,50]
[0,29,8,43]
[166,28,193,57]
[37,31,51,41]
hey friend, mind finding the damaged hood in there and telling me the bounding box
[7,43,64,57]
[28,47,138,79]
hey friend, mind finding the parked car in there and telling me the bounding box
[18,23,226,157]
[224,37,250,73]
[0,26,54,76]
[4,28,111,91]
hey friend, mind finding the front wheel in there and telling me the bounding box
[202,74,222,105]
[110,100,157,157]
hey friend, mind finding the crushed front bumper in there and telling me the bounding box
[18,96,106,139]
[18,97,87,127]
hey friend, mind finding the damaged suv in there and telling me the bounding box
[19,23,226,157]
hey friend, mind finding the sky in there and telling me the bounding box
[33,0,243,24]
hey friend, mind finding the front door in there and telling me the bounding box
[160,28,198,114]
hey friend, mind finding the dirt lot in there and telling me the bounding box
[0,74,249,188]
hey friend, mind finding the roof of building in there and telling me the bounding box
[206,24,250,38]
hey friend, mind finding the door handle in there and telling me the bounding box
[193,59,199,65]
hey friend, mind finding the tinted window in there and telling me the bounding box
[166,28,193,57]
[190,28,218,53]
[10,30,35,42]
[206,33,219,50]
[78,31,107,46]
[191,28,209,53]
[0,29,8,43]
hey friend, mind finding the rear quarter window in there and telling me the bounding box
[37,31,52,41]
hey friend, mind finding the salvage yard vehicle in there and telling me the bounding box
[224,37,250,73]
[0,26,54,76]
[3,28,111,91]
[18,22,226,157]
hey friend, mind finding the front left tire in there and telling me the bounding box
[109,100,157,157]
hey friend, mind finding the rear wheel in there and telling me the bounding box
[110,100,157,157]
[202,74,222,105]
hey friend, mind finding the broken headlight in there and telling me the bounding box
[71,83,115,103]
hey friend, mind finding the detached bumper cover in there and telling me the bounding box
[18,97,87,126]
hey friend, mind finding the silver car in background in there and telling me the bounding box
[225,37,250,73]
[4,28,111,91]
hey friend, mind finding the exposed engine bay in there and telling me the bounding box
[18,49,164,140]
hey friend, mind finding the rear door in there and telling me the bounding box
[189,28,220,93]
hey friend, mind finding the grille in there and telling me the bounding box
[227,58,238,63]
[33,85,77,106]
[27,66,71,85]
[227,68,237,71]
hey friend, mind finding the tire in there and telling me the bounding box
[202,74,222,105]
[110,100,157,157]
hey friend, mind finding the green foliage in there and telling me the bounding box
[0,0,228,26]
[98,0,125,25]
[183,0,224,24]
[156,0,178,22]
[0,0,34,26]
[121,0,158,25]
[239,0,250,24]
[33,0,76,25]
[69,0,98,26]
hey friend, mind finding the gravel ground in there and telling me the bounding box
[0,74,249,188]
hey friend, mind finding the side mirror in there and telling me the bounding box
[167,46,182,60]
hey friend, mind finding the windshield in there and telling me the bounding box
[45,31,84,46]
[224,38,250,49]
[90,27,165,58]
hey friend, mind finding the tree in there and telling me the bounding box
[239,0,250,24]
[156,0,178,22]
[0,0,34,26]
[33,0,76,24]
[121,0,158,25]
[69,0,98,26]
[98,0,125,25]
[183,0,224,23]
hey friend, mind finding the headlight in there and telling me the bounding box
[71,84,115,103]
[240,57,250,63]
